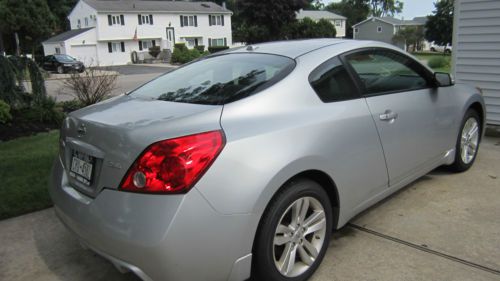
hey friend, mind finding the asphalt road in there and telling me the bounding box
[1,137,499,281]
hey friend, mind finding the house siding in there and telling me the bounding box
[453,0,500,125]
[354,19,394,43]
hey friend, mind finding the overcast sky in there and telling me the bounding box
[321,0,437,19]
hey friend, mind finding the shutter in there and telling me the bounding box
[108,42,112,53]
[108,15,112,26]
[149,15,153,25]
[221,15,224,26]
[224,38,227,46]
[120,15,125,25]
[121,42,125,52]
[152,40,156,47]
[138,14,142,25]
[208,38,211,47]
[209,15,212,26]
[180,15,183,27]
[194,15,197,27]
[139,41,143,51]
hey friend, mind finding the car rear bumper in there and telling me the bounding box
[49,157,254,281]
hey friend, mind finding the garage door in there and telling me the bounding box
[71,45,97,67]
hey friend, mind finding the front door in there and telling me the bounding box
[343,48,455,186]
[166,27,175,50]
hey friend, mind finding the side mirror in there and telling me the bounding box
[434,72,454,87]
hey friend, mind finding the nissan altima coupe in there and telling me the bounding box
[50,39,485,281]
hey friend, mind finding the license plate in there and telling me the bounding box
[70,150,94,185]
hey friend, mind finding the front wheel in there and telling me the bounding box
[449,109,481,172]
[252,179,332,281]
[57,65,64,74]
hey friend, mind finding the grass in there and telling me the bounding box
[0,131,59,220]
[412,52,452,73]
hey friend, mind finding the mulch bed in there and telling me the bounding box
[0,116,59,142]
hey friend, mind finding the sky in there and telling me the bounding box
[321,0,437,20]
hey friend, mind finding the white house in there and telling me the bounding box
[296,10,347,38]
[42,0,233,66]
[452,0,500,126]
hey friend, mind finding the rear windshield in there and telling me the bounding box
[55,54,77,63]
[130,53,295,105]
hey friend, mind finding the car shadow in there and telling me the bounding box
[32,210,140,281]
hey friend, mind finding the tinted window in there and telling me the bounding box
[309,57,358,102]
[345,50,430,95]
[130,53,295,105]
[55,54,77,63]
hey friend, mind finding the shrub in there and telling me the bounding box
[174,43,188,51]
[19,96,65,125]
[62,66,118,106]
[195,45,205,52]
[148,46,161,58]
[427,56,449,69]
[208,46,230,53]
[171,44,202,64]
[58,100,84,113]
[0,100,12,124]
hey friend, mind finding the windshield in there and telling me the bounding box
[130,53,295,105]
[55,54,77,63]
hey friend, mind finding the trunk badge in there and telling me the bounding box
[77,124,87,137]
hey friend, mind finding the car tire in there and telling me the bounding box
[448,109,481,172]
[444,49,451,55]
[430,47,436,52]
[57,66,64,74]
[252,179,332,281]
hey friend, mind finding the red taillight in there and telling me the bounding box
[120,130,225,194]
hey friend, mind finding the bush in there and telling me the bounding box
[18,96,65,125]
[62,66,118,106]
[0,100,12,124]
[58,100,84,113]
[208,46,230,53]
[148,46,161,58]
[427,56,449,69]
[195,45,205,52]
[171,44,202,64]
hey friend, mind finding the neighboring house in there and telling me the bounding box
[352,17,428,50]
[42,0,232,66]
[452,0,500,125]
[296,10,347,38]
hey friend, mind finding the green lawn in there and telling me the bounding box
[0,131,59,220]
[412,52,452,73]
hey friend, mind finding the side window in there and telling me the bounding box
[309,57,359,102]
[345,50,430,95]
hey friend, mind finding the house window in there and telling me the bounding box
[335,20,342,27]
[209,38,226,47]
[138,14,153,25]
[209,15,224,26]
[108,15,125,26]
[108,42,125,53]
[139,40,156,50]
[77,19,81,28]
[180,15,197,27]
[55,47,61,54]
[354,28,359,33]
[377,26,383,33]
[85,17,89,26]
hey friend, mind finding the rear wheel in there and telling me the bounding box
[57,65,64,74]
[444,49,451,55]
[252,179,332,281]
[449,109,481,172]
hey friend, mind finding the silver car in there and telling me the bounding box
[50,39,485,281]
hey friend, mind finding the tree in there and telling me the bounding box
[0,0,56,55]
[288,17,336,39]
[326,0,370,38]
[234,0,309,43]
[369,0,403,17]
[425,0,453,46]
[393,26,425,52]
[47,0,78,32]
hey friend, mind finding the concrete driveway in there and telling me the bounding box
[1,137,499,281]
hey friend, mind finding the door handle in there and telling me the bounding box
[379,110,398,121]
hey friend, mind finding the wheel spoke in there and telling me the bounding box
[278,242,297,275]
[298,197,310,225]
[304,215,326,235]
[468,123,478,138]
[291,199,303,226]
[298,244,315,266]
[303,210,325,228]
[302,239,319,259]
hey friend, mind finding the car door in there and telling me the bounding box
[342,48,455,187]
[42,56,53,71]
[308,56,389,211]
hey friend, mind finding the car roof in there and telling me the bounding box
[225,39,352,59]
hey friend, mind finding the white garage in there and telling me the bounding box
[70,44,98,66]
[42,28,98,67]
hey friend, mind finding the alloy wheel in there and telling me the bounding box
[460,117,479,164]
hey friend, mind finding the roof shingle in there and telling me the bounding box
[83,0,231,13]
[43,28,94,43]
